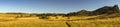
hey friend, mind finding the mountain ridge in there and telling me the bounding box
[67,5,120,16]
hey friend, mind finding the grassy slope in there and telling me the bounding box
[69,17,120,27]
[0,19,68,27]
[0,14,120,27]
[0,17,120,27]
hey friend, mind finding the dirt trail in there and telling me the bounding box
[65,21,71,27]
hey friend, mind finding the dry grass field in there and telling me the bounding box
[0,14,120,27]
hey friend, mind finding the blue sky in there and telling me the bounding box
[0,0,119,13]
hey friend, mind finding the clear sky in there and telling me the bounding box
[0,0,119,13]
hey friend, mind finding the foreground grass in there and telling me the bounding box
[0,19,67,27]
[0,17,120,27]
[68,17,120,27]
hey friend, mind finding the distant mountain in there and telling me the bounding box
[77,10,91,16]
[92,5,120,15]
[67,5,120,16]
[5,5,119,17]
[66,9,91,16]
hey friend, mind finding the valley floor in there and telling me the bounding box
[0,17,120,27]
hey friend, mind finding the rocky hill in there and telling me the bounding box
[67,5,120,16]
[92,5,120,15]
[67,10,91,16]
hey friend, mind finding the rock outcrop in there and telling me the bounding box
[67,5,120,16]
[92,5,120,15]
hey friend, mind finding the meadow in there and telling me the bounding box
[0,14,120,27]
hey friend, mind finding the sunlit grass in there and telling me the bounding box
[0,14,120,27]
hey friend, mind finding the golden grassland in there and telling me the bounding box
[0,14,120,27]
